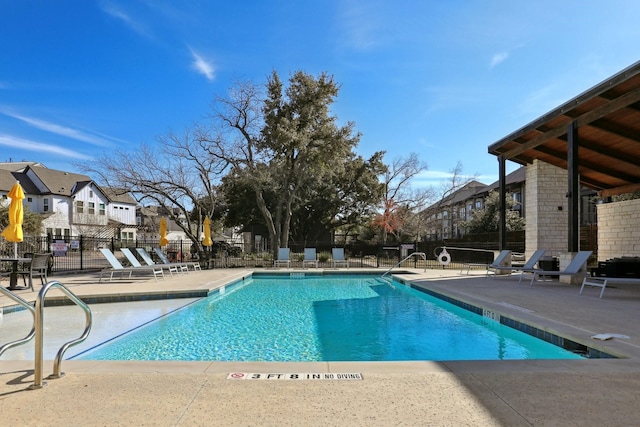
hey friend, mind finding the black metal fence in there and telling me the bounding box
[0,233,525,274]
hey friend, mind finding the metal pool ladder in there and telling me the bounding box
[382,252,427,278]
[0,280,93,389]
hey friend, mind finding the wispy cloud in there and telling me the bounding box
[0,135,93,160]
[337,1,382,51]
[100,1,152,38]
[0,109,117,147]
[490,51,509,68]
[189,48,215,80]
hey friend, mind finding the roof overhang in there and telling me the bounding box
[488,60,640,198]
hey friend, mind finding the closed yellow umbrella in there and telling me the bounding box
[203,217,212,247]
[159,217,169,247]
[1,181,25,257]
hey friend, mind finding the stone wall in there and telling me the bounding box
[525,160,568,258]
[596,199,640,261]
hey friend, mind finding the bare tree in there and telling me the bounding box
[77,128,223,251]
[373,153,433,243]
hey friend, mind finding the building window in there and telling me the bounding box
[513,192,522,203]
[76,200,84,214]
[89,190,94,198]
[27,197,32,202]
[88,202,95,214]
[99,203,106,216]
[475,200,482,209]
[44,198,49,212]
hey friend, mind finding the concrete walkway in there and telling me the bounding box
[2,267,640,426]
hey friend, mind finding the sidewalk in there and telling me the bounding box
[2,268,640,426]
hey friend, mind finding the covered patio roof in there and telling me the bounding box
[488,60,640,198]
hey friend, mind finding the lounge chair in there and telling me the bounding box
[523,251,593,286]
[461,250,511,275]
[153,248,200,271]
[580,273,640,299]
[302,248,318,268]
[331,248,349,268]
[274,248,290,268]
[135,248,186,275]
[511,250,547,282]
[99,248,164,282]
[122,248,180,276]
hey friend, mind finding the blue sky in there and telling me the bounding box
[1,1,640,188]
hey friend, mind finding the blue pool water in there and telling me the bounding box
[76,274,583,361]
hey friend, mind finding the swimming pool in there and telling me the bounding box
[74,274,583,362]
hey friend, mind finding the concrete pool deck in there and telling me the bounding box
[2,267,640,426]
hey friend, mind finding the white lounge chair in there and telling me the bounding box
[135,248,185,275]
[123,248,182,276]
[461,250,511,275]
[302,248,318,268]
[153,248,199,271]
[523,251,593,286]
[99,248,164,282]
[331,248,349,268]
[274,248,290,268]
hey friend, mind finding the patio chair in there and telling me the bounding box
[274,248,290,268]
[523,251,593,286]
[99,248,164,282]
[302,248,318,268]
[331,248,349,268]
[153,248,200,271]
[16,253,50,291]
[135,248,185,275]
[461,250,511,275]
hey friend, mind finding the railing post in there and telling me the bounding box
[31,292,46,389]
[79,235,84,270]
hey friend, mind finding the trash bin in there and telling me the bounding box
[539,256,559,278]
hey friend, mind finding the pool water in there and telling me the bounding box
[76,275,583,361]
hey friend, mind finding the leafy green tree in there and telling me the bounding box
[462,190,525,234]
[218,134,385,245]
[201,70,381,256]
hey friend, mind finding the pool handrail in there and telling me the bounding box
[382,252,427,278]
[0,287,36,357]
[31,280,93,389]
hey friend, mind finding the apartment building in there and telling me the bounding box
[0,162,137,239]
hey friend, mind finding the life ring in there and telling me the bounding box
[437,248,451,266]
